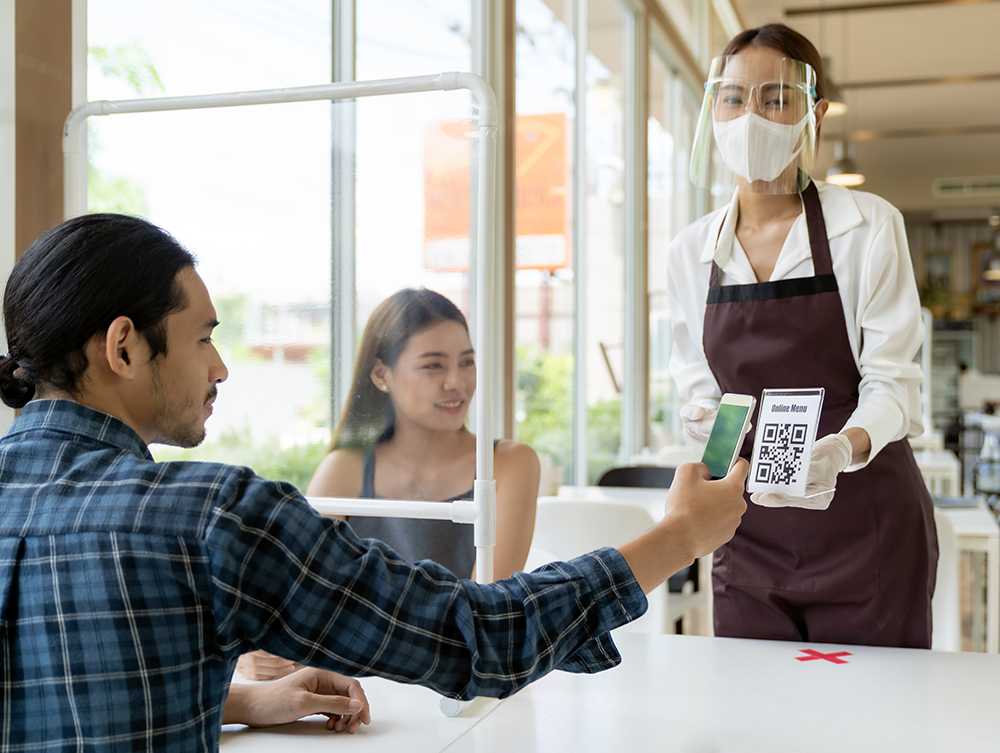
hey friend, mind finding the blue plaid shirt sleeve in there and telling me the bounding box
[0,399,649,749]
[206,472,648,699]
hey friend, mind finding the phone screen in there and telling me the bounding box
[702,402,752,479]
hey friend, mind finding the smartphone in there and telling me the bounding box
[701,393,757,480]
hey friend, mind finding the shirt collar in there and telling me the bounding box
[3,398,153,460]
[698,180,865,268]
[814,180,864,238]
[698,190,737,265]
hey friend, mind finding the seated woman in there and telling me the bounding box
[238,288,539,680]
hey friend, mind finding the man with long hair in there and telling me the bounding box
[0,213,746,750]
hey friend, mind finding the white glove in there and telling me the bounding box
[751,433,854,511]
[679,404,717,455]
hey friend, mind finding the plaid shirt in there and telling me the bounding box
[0,399,645,751]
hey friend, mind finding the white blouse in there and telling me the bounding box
[665,180,925,469]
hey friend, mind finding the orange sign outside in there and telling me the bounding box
[514,112,569,271]
[423,113,569,273]
[423,120,472,272]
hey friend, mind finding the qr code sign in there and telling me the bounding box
[754,422,808,485]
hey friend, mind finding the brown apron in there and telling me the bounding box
[703,180,937,648]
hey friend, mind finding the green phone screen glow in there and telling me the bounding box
[702,403,750,479]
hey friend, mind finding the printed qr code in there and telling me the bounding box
[753,422,808,485]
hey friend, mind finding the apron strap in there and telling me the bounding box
[709,214,726,288]
[802,181,833,276]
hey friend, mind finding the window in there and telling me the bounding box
[656,0,696,50]
[581,0,629,481]
[647,29,711,453]
[514,0,576,483]
[88,0,335,489]
[353,0,475,329]
[85,0,720,490]
[515,0,634,485]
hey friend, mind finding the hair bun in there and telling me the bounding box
[0,354,36,409]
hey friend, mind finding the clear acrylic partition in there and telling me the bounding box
[513,0,577,490]
[63,74,499,584]
[647,54,699,451]
[513,0,629,486]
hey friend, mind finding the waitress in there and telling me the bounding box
[665,23,937,648]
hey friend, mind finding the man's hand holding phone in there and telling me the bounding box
[665,459,750,559]
[618,458,749,595]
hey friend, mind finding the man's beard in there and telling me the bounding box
[149,370,216,448]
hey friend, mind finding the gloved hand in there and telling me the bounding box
[750,433,854,511]
[679,404,718,455]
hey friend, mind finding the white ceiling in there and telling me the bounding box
[729,0,1000,216]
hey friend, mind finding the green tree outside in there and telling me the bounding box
[87,41,164,216]
[154,425,329,494]
[88,43,333,491]
[516,344,622,485]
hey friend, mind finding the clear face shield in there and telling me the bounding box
[690,55,820,195]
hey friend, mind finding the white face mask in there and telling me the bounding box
[713,112,810,183]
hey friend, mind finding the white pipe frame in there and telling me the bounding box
[63,73,499,584]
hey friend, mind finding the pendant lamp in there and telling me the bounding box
[826,140,865,187]
[822,57,848,117]
[825,13,863,185]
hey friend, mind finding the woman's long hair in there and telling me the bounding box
[330,288,469,451]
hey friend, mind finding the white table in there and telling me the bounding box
[450,632,1000,753]
[938,503,1000,653]
[220,675,499,751]
[556,484,669,506]
[222,633,1000,752]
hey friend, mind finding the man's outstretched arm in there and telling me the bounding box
[211,460,747,701]
[619,460,748,594]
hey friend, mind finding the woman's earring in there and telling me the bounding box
[381,385,389,392]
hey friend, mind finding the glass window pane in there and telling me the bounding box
[356,1,472,81]
[354,1,474,338]
[678,91,700,224]
[88,0,334,491]
[647,52,678,450]
[649,44,703,453]
[515,0,576,489]
[583,0,626,482]
[89,1,332,97]
[349,3,476,457]
[709,6,732,65]
[654,0,696,55]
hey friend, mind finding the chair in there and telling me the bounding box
[596,465,675,489]
[932,506,962,651]
[536,451,564,497]
[597,465,693,596]
[532,498,666,634]
[594,465,708,635]
[915,449,962,497]
[655,444,703,468]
